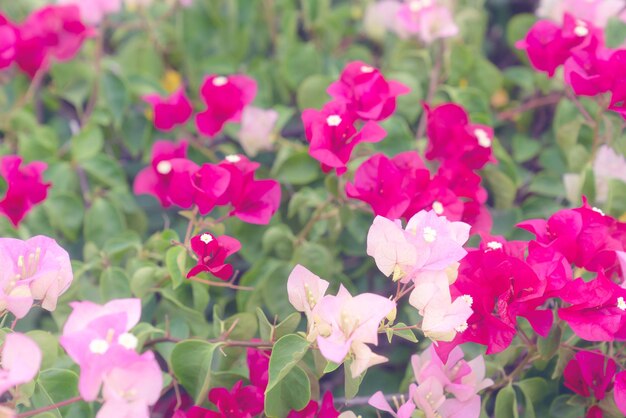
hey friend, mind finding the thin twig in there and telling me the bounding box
[16,396,82,418]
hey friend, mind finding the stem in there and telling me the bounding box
[334,393,404,407]
[16,396,82,418]
[416,40,444,140]
[497,92,563,121]
[296,199,332,244]
[187,276,254,291]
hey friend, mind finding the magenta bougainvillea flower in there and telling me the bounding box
[302,101,386,175]
[537,0,624,28]
[133,140,199,208]
[196,74,257,137]
[0,235,73,315]
[97,350,163,418]
[614,371,626,416]
[187,232,241,280]
[326,61,409,121]
[564,350,615,401]
[168,162,231,215]
[142,88,193,131]
[206,380,265,418]
[0,333,42,396]
[57,0,122,24]
[217,155,281,225]
[15,5,91,77]
[287,392,340,418]
[247,347,270,392]
[60,298,142,401]
[0,155,50,226]
[0,14,18,70]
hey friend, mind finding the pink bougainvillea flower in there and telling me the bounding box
[60,298,142,401]
[196,74,257,137]
[326,61,410,121]
[247,347,270,391]
[58,0,122,24]
[287,392,340,418]
[0,14,18,70]
[409,271,473,342]
[564,350,616,400]
[346,152,430,219]
[0,155,50,227]
[206,381,264,418]
[0,235,72,314]
[133,140,200,208]
[15,5,91,78]
[287,264,330,322]
[187,232,241,280]
[314,285,395,377]
[142,88,193,131]
[0,333,42,396]
[515,14,590,77]
[614,370,626,416]
[537,0,624,28]
[217,155,281,224]
[592,145,626,202]
[302,101,386,175]
[397,1,459,44]
[97,351,163,418]
[367,215,419,281]
[369,390,415,418]
[167,162,231,215]
[238,106,279,157]
[363,0,406,40]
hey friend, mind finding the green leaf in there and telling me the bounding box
[81,155,127,190]
[101,69,130,128]
[389,323,418,343]
[484,166,517,209]
[273,151,321,186]
[605,17,626,49]
[43,194,84,241]
[506,14,537,50]
[100,267,132,300]
[344,358,365,400]
[537,325,561,360]
[296,75,333,110]
[31,369,79,418]
[165,246,189,289]
[552,347,575,379]
[549,395,584,418]
[84,197,126,246]
[273,313,302,340]
[71,126,104,162]
[170,340,222,404]
[266,334,311,393]
[495,385,519,418]
[516,378,548,404]
[264,365,311,418]
[26,331,59,371]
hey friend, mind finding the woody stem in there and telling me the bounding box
[16,396,83,418]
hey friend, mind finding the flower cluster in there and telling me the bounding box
[347,102,495,234]
[302,61,409,175]
[0,5,91,78]
[370,344,493,418]
[287,264,396,377]
[134,142,281,225]
[60,298,162,418]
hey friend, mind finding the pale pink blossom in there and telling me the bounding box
[593,145,626,203]
[58,0,122,24]
[0,235,73,315]
[237,106,279,157]
[363,1,406,40]
[287,265,330,336]
[397,1,459,44]
[97,351,163,418]
[369,391,416,418]
[0,333,42,395]
[367,215,418,281]
[536,0,624,27]
[60,299,142,401]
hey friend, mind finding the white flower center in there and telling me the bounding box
[432,201,444,215]
[212,76,228,86]
[486,241,503,251]
[225,154,241,163]
[200,233,214,244]
[574,21,589,37]
[455,322,469,333]
[156,160,172,175]
[423,227,437,243]
[618,297,626,311]
[326,115,342,126]
[461,294,473,307]
[360,65,374,73]
[592,207,605,216]
[89,339,110,354]
[118,333,138,350]
[474,128,492,148]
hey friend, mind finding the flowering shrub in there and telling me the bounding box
[0,0,625,417]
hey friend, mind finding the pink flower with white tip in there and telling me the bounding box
[0,333,42,396]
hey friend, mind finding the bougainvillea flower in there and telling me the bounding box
[58,0,122,24]
[0,155,50,226]
[367,216,418,281]
[15,5,91,77]
[614,371,626,415]
[217,155,281,225]
[515,14,589,77]
[564,350,616,400]
[346,152,430,218]
[0,14,18,70]
[409,271,473,342]
[397,2,459,44]
[369,390,415,418]
[60,298,142,401]
[314,285,395,377]
[142,88,193,131]
[207,381,264,418]
[133,140,199,208]
[187,232,241,280]
[247,347,270,391]
[0,235,73,313]
[167,163,231,215]
[238,106,279,157]
[326,61,409,121]
[592,145,626,202]
[287,264,330,322]
[537,0,624,28]
[0,333,42,396]
[287,392,340,418]
[196,74,257,137]
[97,351,163,418]
[302,101,386,175]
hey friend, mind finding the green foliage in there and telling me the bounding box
[170,340,222,405]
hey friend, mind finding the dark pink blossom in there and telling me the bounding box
[142,88,193,131]
[187,232,241,281]
[614,371,626,416]
[564,350,616,400]
[168,163,231,215]
[0,14,18,70]
[0,155,50,226]
[246,347,270,391]
[207,380,264,418]
[287,392,339,418]
[326,61,409,121]
[196,74,257,137]
[302,101,386,175]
